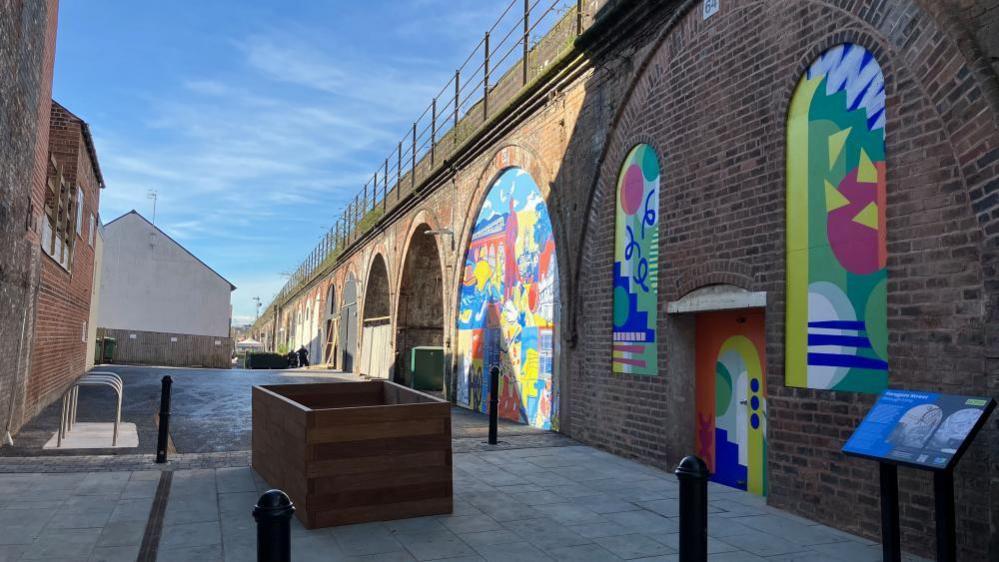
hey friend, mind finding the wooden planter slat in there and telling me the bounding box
[252,380,452,529]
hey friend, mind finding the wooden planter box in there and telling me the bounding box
[251,380,453,528]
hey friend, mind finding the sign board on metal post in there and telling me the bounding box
[843,390,994,471]
[703,0,719,20]
[843,390,995,562]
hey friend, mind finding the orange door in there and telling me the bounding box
[695,309,767,495]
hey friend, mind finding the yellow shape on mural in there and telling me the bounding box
[827,127,852,169]
[857,149,878,183]
[853,202,879,230]
[522,349,540,400]
[824,180,850,212]
[473,260,492,291]
[460,309,472,323]
[517,209,539,254]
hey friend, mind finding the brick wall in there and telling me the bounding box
[0,0,58,440]
[574,1,999,559]
[253,1,998,557]
[24,102,103,423]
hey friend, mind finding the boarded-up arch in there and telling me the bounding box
[323,284,337,366]
[339,274,358,373]
[360,254,391,378]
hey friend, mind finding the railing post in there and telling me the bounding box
[253,490,294,562]
[397,142,402,194]
[675,456,709,562]
[487,365,499,445]
[372,174,377,211]
[431,97,437,167]
[483,31,490,121]
[411,122,417,189]
[576,0,583,35]
[454,69,460,141]
[383,158,389,210]
[523,0,529,85]
[155,375,172,463]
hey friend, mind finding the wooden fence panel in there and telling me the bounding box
[97,327,232,369]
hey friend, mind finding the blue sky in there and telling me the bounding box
[53,1,504,326]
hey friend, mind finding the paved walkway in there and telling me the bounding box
[0,444,929,562]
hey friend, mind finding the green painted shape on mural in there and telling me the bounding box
[865,278,888,361]
[613,286,631,327]
[641,144,659,181]
[716,361,733,417]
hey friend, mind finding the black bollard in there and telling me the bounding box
[675,455,709,562]
[487,365,499,445]
[253,489,295,562]
[155,376,172,463]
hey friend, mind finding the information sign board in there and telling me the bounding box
[843,389,995,471]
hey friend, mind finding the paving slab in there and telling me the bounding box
[0,392,937,562]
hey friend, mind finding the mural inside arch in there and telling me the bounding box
[456,167,559,430]
[613,144,660,375]
[786,43,888,393]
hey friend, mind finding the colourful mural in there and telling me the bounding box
[786,43,888,393]
[613,144,660,375]
[696,310,767,496]
[456,168,559,430]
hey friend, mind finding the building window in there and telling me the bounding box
[88,213,96,246]
[42,156,76,270]
[75,188,84,237]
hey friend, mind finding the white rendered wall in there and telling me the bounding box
[85,228,104,370]
[97,213,232,338]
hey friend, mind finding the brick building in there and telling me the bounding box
[254,0,999,558]
[25,102,105,423]
[0,0,59,444]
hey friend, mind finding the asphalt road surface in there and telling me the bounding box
[3,365,543,457]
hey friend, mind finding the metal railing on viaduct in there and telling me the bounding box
[262,0,600,314]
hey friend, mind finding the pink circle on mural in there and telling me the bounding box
[621,165,644,216]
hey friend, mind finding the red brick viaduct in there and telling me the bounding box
[251,1,999,557]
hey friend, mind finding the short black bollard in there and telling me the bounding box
[253,489,295,562]
[487,365,500,445]
[675,455,709,562]
[155,376,172,464]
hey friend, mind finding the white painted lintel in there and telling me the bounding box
[667,285,766,314]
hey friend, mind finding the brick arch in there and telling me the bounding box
[354,251,393,377]
[359,251,392,323]
[335,264,358,310]
[454,143,555,290]
[393,207,445,304]
[451,141,567,429]
[394,212,448,384]
[580,0,999,557]
[452,142,573,343]
[674,259,757,300]
[590,0,998,263]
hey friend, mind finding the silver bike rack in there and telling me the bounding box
[57,371,123,447]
